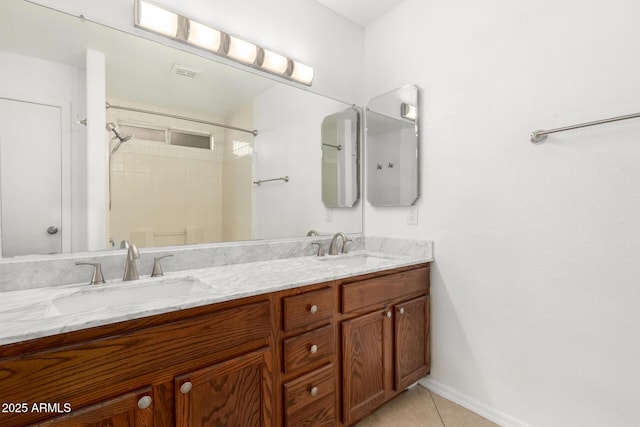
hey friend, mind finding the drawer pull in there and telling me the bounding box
[137,396,152,409]
[310,344,318,354]
[180,381,193,394]
[309,304,318,314]
[399,307,405,315]
[386,310,392,318]
[310,386,319,397]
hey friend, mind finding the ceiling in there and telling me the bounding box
[314,0,407,27]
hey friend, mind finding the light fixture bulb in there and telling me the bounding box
[401,103,417,121]
[290,61,314,85]
[187,20,222,51]
[137,0,179,37]
[260,49,289,74]
[226,35,258,64]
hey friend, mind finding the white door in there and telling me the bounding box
[0,98,62,256]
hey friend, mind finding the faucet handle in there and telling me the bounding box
[151,254,173,277]
[311,242,325,257]
[76,262,106,285]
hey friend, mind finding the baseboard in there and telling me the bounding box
[418,378,531,427]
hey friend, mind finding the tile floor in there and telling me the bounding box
[355,385,500,427]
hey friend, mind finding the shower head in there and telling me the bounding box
[106,122,133,154]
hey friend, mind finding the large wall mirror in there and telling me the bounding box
[366,85,419,207]
[0,0,362,257]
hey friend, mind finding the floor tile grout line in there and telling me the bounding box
[427,388,447,427]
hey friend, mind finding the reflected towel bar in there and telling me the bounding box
[253,176,289,185]
[531,111,640,144]
[106,102,258,136]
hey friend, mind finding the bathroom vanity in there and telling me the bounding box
[0,250,430,427]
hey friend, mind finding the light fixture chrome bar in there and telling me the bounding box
[105,102,258,136]
[253,176,289,185]
[530,111,640,144]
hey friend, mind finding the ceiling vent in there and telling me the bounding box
[170,64,201,79]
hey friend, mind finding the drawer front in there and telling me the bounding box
[283,287,334,332]
[283,324,335,373]
[341,266,429,313]
[284,364,335,426]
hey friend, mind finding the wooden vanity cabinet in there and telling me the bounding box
[340,265,430,426]
[0,298,273,427]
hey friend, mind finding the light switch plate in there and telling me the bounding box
[407,205,418,225]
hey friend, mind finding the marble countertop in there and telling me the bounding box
[0,250,432,346]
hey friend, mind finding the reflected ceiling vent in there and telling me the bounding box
[170,64,201,79]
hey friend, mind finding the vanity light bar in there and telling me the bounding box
[134,0,314,86]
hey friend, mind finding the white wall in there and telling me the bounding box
[253,84,362,239]
[31,0,364,104]
[365,0,640,426]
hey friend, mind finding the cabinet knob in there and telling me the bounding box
[399,307,405,315]
[180,381,193,394]
[309,304,318,314]
[386,310,392,318]
[310,386,319,397]
[310,344,318,354]
[137,396,152,409]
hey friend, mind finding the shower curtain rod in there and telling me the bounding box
[530,111,640,144]
[105,102,258,136]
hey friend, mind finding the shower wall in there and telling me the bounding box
[107,99,226,248]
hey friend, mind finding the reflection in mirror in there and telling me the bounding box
[0,0,362,257]
[321,107,360,208]
[366,85,419,207]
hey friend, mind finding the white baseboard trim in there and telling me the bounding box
[419,378,531,427]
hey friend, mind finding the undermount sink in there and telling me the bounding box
[47,276,210,317]
[318,253,392,267]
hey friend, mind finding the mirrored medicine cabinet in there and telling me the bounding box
[365,85,419,207]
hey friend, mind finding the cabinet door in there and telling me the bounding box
[342,310,386,425]
[32,387,154,427]
[175,347,272,427]
[395,295,430,391]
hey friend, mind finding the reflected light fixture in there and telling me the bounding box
[188,20,222,52]
[134,0,314,85]
[401,103,417,121]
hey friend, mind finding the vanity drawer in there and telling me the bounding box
[341,266,429,313]
[283,287,334,332]
[284,364,335,427]
[283,324,335,373]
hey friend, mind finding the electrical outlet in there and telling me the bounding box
[326,208,333,222]
[407,205,418,225]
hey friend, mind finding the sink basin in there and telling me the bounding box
[318,254,392,267]
[47,276,210,317]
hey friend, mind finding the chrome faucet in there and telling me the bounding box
[122,241,140,281]
[328,232,352,255]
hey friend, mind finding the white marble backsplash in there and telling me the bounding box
[0,235,434,293]
[0,235,365,292]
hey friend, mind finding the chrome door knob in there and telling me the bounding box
[137,396,152,409]
[180,382,193,394]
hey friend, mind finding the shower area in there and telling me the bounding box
[106,100,255,248]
